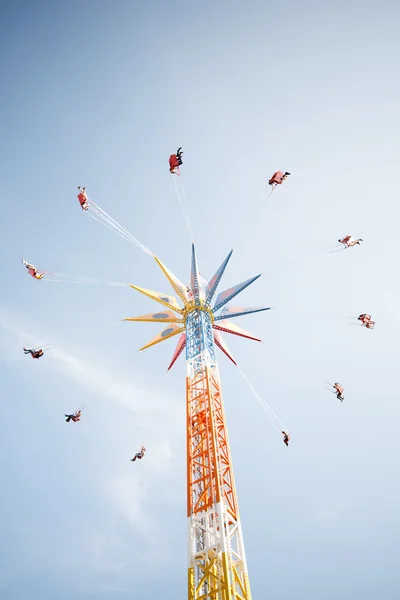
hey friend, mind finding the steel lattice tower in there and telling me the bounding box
[125,244,269,599]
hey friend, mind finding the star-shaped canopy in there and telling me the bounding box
[124,244,270,369]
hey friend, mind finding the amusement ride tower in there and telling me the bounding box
[125,244,269,600]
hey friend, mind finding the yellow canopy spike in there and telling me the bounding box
[124,310,183,324]
[129,285,183,314]
[154,256,188,305]
[139,324,185,352]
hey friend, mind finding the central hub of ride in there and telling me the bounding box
[183,299,214,325]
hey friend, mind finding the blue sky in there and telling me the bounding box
[1,0,400,598]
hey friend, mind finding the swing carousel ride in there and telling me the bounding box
[20,148,369,600]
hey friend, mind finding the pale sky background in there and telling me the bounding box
[1,1,400,598]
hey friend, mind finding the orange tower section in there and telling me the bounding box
[125,245,270,599]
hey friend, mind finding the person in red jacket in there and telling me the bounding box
[22,259,44,279]
[169,147,183,174]
[338,235,363,248]
[358,314,375,328]
[65,410,82,423]
[333,383,344,402]
[269,171,290,186]
[77,186,88,211]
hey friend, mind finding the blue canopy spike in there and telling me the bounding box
[213,274,261,313]
[214,306,271,321]
[205,249,233,305]
[190,243,200,303]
